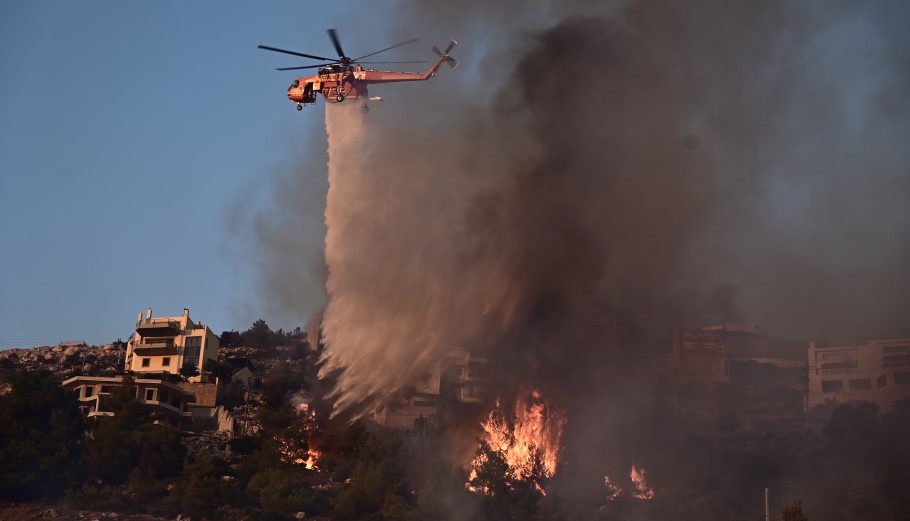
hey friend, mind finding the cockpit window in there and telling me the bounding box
[290,80,299,89]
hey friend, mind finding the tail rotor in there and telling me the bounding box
[431,39,459,70]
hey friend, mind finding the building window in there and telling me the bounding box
[878,375,887,388]
[141,358,150,367]
[184,336,202,369]
[162,357,171,367]
[821,380,844,393]
[145,389,155,401]
[895,372,910,385]
[84,386,94,398]
[100,385,112,394]
[849,379,871,391]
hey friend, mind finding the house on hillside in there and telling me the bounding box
[61,308,233,431]
[808,338,910,413]
[226,357,260,390]
[62,375,196,426]
[124,308,220,383]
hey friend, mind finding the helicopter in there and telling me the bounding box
[259,29,457,112]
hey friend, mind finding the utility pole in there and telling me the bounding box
[765,487,770,521]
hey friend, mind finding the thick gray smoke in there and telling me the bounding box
[248,1,910,424]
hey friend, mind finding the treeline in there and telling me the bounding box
[3,366,910,520]
[0,368,494,520]
[219,319,308,350]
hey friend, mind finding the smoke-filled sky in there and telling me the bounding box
[238,1,910,418]
[2,0,908,355]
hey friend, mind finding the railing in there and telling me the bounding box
[818,368,860,376]
[136,338,175,347]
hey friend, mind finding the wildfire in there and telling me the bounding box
[304,449,321,470]
[467,389,566,495]
[630,463,655,500]
[603,475,622,501]
[276,396,321,470]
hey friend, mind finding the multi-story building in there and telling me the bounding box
[671,323,807,383]
[61,375,196,425]
[372,348,490,429]
[808,338,910,413]
[62,307,230,430]
[124,308,220,383]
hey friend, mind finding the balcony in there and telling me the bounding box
[136,319,179,338]
[132,338,178,356]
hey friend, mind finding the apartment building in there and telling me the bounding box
[124,308,220,382]
[62,375,196,425]
[808,338,910,413]
[671,323,806,383]
[372,348,490,429]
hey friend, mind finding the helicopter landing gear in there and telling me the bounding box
[296,103,302,111]
[336,93,345,102]
[361,105,370,113]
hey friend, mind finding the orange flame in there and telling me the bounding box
[603,474,622,501]
[467,389,566,495]
[276,397,321,470]
[630,463,655,500]
[304,449,321,470]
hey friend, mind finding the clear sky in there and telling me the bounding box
[0,1,405,347]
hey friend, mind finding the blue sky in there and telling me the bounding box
[0,1,407,347]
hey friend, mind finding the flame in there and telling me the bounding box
[276,397,321,470]
[304,448,321,470]
[630,463,655,500]
[603,474,622,501]
[467,389,566,495]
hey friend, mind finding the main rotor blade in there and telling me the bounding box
[327,29,346,58]
[258,45,333,61]
[353,38,419,61]
[275,63,335,71]
[358,60,429,64]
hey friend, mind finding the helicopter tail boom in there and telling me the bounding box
[427,39,458,75]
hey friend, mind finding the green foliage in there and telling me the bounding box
[178,362,200,381]
[259,404,299,433]
[205,358,236,381]
[222,379,248,411]
[260,369,308,408]
[333,433,417,521]
[240,319,308,351]
[65,483,133,512]
[80,378,185,487]
[220,329,242,347]
[246,467,307,514]
[167,451,236,519]
[0,370,84,500]
[244,319,281,349]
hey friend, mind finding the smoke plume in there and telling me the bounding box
[247,1,910,429]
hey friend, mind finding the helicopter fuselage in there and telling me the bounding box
[286,53,451,107]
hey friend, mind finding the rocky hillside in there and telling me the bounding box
[0,342,125,392]
[0,342,316,393]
